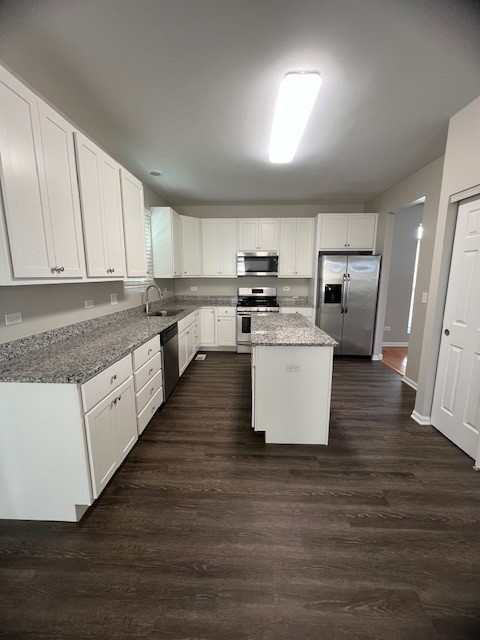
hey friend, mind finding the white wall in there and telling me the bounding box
[175,204,364,218]
[412,95,480,420]
[366,156,444,384]
[384,204,423,344]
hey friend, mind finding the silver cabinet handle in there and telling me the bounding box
[59,266,64,272]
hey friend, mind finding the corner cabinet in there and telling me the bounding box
[120,168,147,278]
[317,214,377,251]
[74,132,126,278]
[151,207,183,278]
[0,66,86,281]
[201,219,237,277]
[279,219,315,277]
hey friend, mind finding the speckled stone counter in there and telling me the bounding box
[277,297,313,308]
[251,313,337,347]
[0,296,237,384]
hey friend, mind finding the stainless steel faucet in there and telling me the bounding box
[145,284,164,314]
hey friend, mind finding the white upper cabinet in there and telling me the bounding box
[181,216,201,276]
[318,214,377,250]
[120,168,147,278]
[75,132,126,278]
[151,207,183,278]
[202,219,237,277]
[238,219,278,250]
[0,67,85,279]
[279,218,315,277]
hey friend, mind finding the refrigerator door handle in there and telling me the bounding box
[345,274,351,313]
[341,274,347,313]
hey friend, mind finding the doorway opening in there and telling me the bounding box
[382,201,424,377]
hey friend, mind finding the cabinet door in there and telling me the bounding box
[279,220,296,276]
[186,327,195,362]
[0,69,55,278]
[348,215,376,249]
[217,316,236,346]
[84,396,117,499]
[75,132,109,277]
[218,220,237,276]
[113,379,137,462]
[172,212,183,277]
[238,220,258,250]
[38,103,86,278]
[294,219,314,277]
[202,220,219,276]
[321,215,349,249]
[120,168,147,277]
[181,216,201,276]
[178,330,188,375]
[258,220,278,250]
[200,308,216,345]
[101,156,126,276]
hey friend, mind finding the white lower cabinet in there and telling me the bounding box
[217,314,236,346]
[200,308,216,345]
[132,337,163,434]
[84,376,137,499]
[199,306,237,348]
[178,311,200,376]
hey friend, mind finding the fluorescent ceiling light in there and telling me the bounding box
[269,72,322,164]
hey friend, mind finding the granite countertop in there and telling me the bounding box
[0,299,218,385]
[251,313,337,347]
[277,297,314,308]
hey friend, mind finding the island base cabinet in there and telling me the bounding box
[252,346,333,445]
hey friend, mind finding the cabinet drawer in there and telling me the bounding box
[132,335,160,371]
[81,354,132,413]
[135,370,162,414]
[217,307,235,317]
[134,352,162,392]
[177,311,196,334]
[137,387,163,434]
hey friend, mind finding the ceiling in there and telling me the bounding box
[0,0,479,205]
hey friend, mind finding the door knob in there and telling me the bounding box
[444,329,450,336]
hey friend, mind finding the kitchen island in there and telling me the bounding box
[251,313,337,444]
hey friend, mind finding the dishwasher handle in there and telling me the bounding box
[160,322,178,345]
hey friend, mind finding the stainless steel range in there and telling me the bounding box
[236,287,279,353]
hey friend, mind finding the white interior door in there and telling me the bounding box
[431,197,480,458]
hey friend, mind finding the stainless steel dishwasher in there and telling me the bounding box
[160,323,179,401]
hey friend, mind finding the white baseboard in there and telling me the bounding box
[371,354,383,361]
[411,410,431,425]
[382,342,409,347]
[402,376,418,390]
[200,346,236,352]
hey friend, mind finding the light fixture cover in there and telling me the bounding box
[150,170,162,176]
[269,72,322,164]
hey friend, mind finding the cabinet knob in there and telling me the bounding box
[111,375,117,383]
[148,349,152,354]
[149,368,154,374]
[59,266,65,272]
[150,387,155,394]
[116,395,121,402]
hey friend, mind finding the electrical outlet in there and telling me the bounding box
[190,286,198,291]
[110,293,118,305]
[384,326,391,331]
[283,286,290,291]
[286,363,301,373]
[5,312,22,325]
[163,288,168,294]
[85,300,94,309]
[422,292,428,303]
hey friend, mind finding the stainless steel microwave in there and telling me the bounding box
[237,251,279,277]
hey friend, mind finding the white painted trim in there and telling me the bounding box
[411,410,431,425]
[382,341,409,347]
[371,354,383,361]
[450,183,480,204]
[402,376,418,390]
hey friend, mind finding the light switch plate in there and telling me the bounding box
[422,292,428,303]
[283,286,290,291]
[190,286,198,291]
[286,363,301,372]
[384,326,391,331]
[85,300,94,309]
[110,293,118,305]
[5,312,22,325]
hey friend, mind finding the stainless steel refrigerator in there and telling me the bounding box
[315,255,381,356]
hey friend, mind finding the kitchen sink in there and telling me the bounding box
[147,308,184,317]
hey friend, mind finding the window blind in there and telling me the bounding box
[123,209,154,294]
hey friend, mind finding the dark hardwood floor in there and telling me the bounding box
[1,353,480,639]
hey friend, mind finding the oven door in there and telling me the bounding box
[237,312,252,347]
[237,253,278,276]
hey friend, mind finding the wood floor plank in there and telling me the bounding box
[1,353,480,639]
